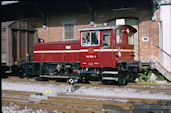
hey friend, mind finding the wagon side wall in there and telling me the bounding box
[1,21,38,67]
[1,28,7,65]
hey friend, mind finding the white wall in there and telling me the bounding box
[159,1,171,72]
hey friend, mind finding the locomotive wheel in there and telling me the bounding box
[118,77,126,86]
[127,72,138,83]
[19,73,24,79]
[118,71,127,86]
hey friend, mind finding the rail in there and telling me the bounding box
[2,89,171,112]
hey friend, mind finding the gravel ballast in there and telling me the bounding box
[2,104,49,113]
[2,79,171,112]
[2,79,171,100]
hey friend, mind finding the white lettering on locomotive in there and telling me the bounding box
[88,62,93,65]
[86,55,96,58]
[66,45,71,49]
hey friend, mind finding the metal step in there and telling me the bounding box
[102,77,118,81]
[155,62,171,81]
[102,71,118,75]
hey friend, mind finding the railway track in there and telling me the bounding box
[2,90,171,113]
[2,90,131,113]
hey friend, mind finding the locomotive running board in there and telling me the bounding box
[102,77,118,81]
[39,75,69,79]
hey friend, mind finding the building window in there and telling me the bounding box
[108,18,139,60]
[116,19,125,25]
[63,22,74,40]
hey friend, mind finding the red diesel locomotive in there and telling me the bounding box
[25,25,148,85]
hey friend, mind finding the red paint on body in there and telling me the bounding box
[33,25,136,68]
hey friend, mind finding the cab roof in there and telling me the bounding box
[78,25,137,33]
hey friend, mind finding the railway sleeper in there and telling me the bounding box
[2,98,104,113]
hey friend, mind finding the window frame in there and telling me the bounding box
[116,29,122,44]
[102,32,111,49]
[63,22,75,40]
[128,32,134,45]
[81,31,100,47]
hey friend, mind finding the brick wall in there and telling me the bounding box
[28,4,159,62]
[139,10,159,62]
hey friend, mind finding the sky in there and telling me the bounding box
[1,1,19,5]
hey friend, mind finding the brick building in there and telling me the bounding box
[1,0,160,63]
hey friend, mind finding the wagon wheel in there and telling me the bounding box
[118,71,127,86]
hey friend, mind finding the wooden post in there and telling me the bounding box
[9,28,13,66]
[25,22,28,54]
[17,21,20,61]
[6,27,13,66]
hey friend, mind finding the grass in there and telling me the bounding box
[137,69,167,84]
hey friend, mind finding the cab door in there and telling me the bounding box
[100,31,115,67]
[80,31,100,67]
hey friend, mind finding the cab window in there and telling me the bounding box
[128,32,134,45]
[102,33,110,49]
[116,29,122,44]
[81,31,99,46]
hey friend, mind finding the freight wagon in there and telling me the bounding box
[1,20,38,77]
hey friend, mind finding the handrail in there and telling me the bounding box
[156,46,171,58]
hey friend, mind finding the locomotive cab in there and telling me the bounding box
[78,25,137,68]
[78,25,138,85]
